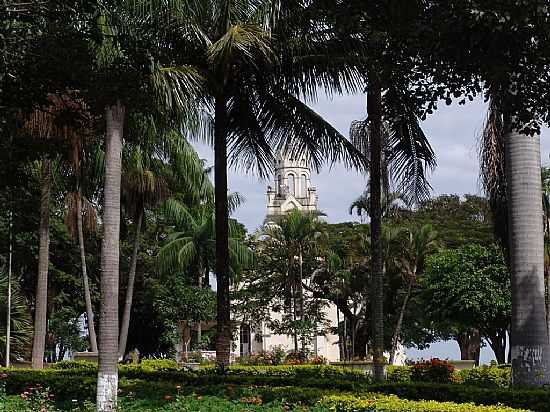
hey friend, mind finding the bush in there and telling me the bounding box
[236,347,286,366]
[455,365,510,388]
[49,360,97,371]
[284,350,309,365]
[387,366,413,383]
[410,359,455,383]
[320,394,529,412]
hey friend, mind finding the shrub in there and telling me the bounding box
[320,394,529,412]
[410,359,454,383]
[284,350,309,365]
[455,365,510,388]
[49,360,97,371]
[387,366,413,383]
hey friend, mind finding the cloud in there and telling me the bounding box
[193,93,550,232]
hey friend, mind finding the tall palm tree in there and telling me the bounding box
[63,136,102,353]
[388,224,438,365]
[350,95,436,380]
[118,144,169,359]
[480,100,550,385]
[20,94,88,369]
[262,209,324,351]
[133,0,366,368]
[96,100,125,409]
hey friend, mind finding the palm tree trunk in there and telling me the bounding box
[367,76,385,381]
[214,96,231,370]
[197,267,203,346]
[118,209,143,359]
[5,210,12,367]
[31,159,51,369]
[505,127,550,386]
[96,101,125,411]
[76,191,98,353]
[389,280,412,365]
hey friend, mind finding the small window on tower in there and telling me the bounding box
[301,174,307,197]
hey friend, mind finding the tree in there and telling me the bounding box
[0,270,32,365]
[118,144,169,359]
[420,244,511,364]
[158,194,252,347]
[132,0,366,369]
[261,209,325,351]
[422,0,550,386]
[388,224,438,365]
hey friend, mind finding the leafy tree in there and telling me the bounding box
[397,195,494,249]
[420,244,511,364]
[153,278,216,361]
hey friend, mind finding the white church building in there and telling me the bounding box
[232,152,406,365]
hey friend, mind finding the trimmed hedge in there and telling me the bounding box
[368,382,550,412]
[387,365,511,388]
[320,394,529,412]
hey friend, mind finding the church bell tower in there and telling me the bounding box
[265,152,318,223]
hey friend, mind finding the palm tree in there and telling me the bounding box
[20,95,87,369]
[262,209,324,351]
[349,190,405,223]
[0,270,33,365]
[63,136,102,353]
[388,224,438,365]
[158,195,253,347]
[350,99,436,379]
[118,144,169,359]
[132,0,366,368]
[480,100,550,385]
[96,100,125,409]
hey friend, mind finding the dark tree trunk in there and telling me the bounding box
[214,96,231,370]
[456,329,481,365]
[367,76,385,381]
[486,328,507,364]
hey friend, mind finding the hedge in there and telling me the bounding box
[387,365,512,388]
[368,382,550,412]
[320,394,529,412]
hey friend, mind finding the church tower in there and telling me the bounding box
[266,152,318,223]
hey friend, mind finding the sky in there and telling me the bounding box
[194,93,550,364]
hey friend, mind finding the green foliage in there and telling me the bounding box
[454,366,511,389]
[387,366,413,383]
[0,270,32,363]
[388,365,510,389]
[419,244,510,352]
[320,394,528,412]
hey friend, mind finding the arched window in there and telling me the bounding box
[301,174,307,197]
[287,174,295,196]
